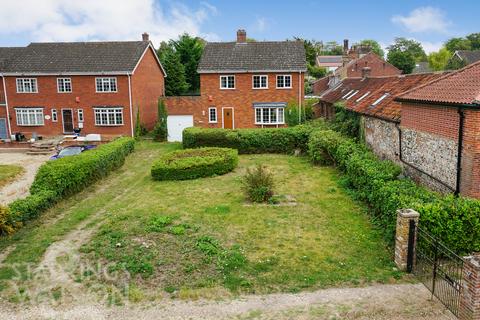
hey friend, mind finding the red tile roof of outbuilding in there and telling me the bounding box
[397,60,480,105]
[319,72,446,122]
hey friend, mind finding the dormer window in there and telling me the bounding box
[16,78,38,93]
[220,75,235,89]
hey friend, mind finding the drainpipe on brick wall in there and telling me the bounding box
[1,74,12,138]
[455,107,465,196]
[127,74,134,137]
[396,124,456,192]
[298,71,302,124]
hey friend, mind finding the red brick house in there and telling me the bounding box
[0,33,165,141]
[165,30,307,141]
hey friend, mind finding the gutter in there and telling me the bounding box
[1,74,12,138]
[455,107,465,196]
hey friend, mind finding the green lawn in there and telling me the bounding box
[0,165,24,188]
[0,141,402,302]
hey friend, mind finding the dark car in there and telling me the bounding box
[50,145,96,160]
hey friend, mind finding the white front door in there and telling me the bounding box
[167,115,193,142]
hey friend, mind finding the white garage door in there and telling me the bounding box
[167,115,194,142]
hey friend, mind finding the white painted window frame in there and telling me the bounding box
[15,107,44,126]
[254,107,285,125]
[208,107,217,123]
[51,109,58,122]
[95,77,118,93]
[219,75,235,89]
[57,77,72,93]
[78,109,84,122]
[252,75,268,89]
[16,78,38,93]
[276,75,292,89]
[93,107,124,126]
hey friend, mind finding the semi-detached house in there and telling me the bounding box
[0,33,165,141]
[165,30,307,141]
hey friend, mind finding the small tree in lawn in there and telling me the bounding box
[134,108,142,139]
[153,98,168,141]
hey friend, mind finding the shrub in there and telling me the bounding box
[7,137,135,228]
[182,125,314,154]
[242,164,274,203]
[151,147,238,181]
[153,98,168,141]
[0,205,15,236]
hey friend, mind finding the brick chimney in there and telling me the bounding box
[237,29,247,43]
[343,39,349,54]
[142,32,149,41]
[362,67,371,78]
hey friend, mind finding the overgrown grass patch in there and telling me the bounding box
[0,165,24,188]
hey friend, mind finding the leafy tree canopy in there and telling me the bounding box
[387,50,416,74]
[157,43,189,96]
[387,37,427,62]
[171,33,205,93]
[428,47,451,71]
[445,37,472,52]
[357,39,385,58]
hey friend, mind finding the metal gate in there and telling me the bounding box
[407,220,464,317]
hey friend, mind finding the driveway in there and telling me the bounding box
[0,153,51,205]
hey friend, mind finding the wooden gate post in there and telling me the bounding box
[394,209,419,272]
[459,254,480,320]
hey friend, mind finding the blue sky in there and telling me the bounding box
[0,0,477,53]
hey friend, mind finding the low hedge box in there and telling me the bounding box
[151,147,238,181]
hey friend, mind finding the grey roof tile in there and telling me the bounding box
[456,50,480,64]
[0,41,150,73]
[197,41,306,73]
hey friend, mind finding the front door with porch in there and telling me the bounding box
[223,108,234,129]
[62,109,74,133]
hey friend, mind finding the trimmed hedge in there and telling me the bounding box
[151,147,238,181]
[7,137,135,229]
[182,125,315,154]
[307,128,480,254]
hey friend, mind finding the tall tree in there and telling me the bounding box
[358,39,385,58]
[321,41,344,55]
[387,50,416,74]
[466,33,480,50]
[171,34,205,93]
[157,44,189,96]
[387,37,427,62]
[445,37,472,52]
[428,47,452,71]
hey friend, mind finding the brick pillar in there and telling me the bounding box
[394,209,419,271]
[460,254,480,320]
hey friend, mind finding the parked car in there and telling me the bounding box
[50,145,96,160]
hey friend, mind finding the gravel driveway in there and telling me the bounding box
[0,153,50,205]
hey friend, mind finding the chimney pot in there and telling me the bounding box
[142,32,149,42]
[237,29,247,43]
[343,39,349,54]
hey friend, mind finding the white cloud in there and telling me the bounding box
[418,40,443,54]
[391,6,451,34]
[253,17,268,33]
[0,0,219,45]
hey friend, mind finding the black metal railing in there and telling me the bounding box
[408,222,464,317]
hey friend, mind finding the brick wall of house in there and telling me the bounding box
[131,47,165,130]
[5,75,132,139]
[198,72,304,128]
[345,53,401,78]
[165,95,218,128]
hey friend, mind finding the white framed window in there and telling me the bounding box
[252,75,268,89]
[95,77,117,93]
[255,107,285,125]
[16,78,38,93]
[94,107,123,126]
[372,93,390,106]
[356,91,370,102]
[345,90,359,100]
[57,78,72,93]
[15,108,44,126]
[78,109,84,122]
[51,109,58,122]
[220,75,235,89]
[276,75,292,89]
[208,107,217,123]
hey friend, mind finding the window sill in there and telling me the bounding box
[252,87,269,90]
[208,121,218,124]
[219,88,235,90]
[255,122,285,125]
[16,124,45,126]
[94,124,124,127]
[276,87,292,90]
